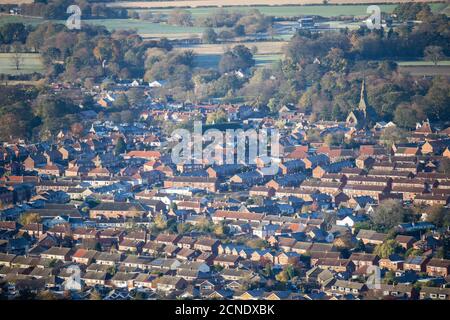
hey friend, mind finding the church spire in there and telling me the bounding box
[358,78,368,114]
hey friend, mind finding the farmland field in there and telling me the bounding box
[0,2,447,38]
[0,16,204,38]
[178,41,287,55]
[396,61,450,67]
[397,61,450,77]
[399,66,450,77]
[194,53,282,69]
[0,0,33,3]
[0,2,447,41]
[0,53,44,75]
[108,0,446,10]
[0,14,44,26]
[177,41,285,69]
[84,19,205,36]
[133,3,448,18]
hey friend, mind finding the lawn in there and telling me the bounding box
[0,53,44,75]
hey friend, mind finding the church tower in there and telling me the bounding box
[346,79,376,130]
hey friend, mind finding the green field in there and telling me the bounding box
[396,60,450,66]
[0,53,44,75]
[0,15,203,37]
[254,54,283,66]
[195,53,282,69]
[397,60,450,76]
[83,19,204,36]
[0,15,44,26]
[135,3,448,18]
[0,2,448,37]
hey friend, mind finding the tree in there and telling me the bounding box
[70,122,84,137]
[154,214,167,230]
[112,94,130,111]
[206,108,227,124]
[95,242,102,252]
[324,47,347,72]
[219,45,254,74]
[324,133,344,147]
[202,28,217,44]
[405,247,423,258]
[168,9,193,27]
[438,158,450,174]
[424,46,445,66]
[0,101,36,141]
[0,23,27,44]
[275,270,289,282]
[425,205,450,229]
[126,88,146,106]
[380,126,407,149]
[177,222,190,234]
[37,290,58,300]
[374,239,400,258]
[246,238,268,249]
[383,270,396,284]
[114,137,126,155]
[33,95,79,137]
[394,103,425,129]
[436,238,449,259]
[370,200,407,231]
[10,43,23,71]
[196,217,213,233]
[275,265,296,282]
[19,212,41,225]
[393,3,431,21]
[262,263,273,278]
[89,289,102,300]
[425,77,450,122]
[213,221,229,236]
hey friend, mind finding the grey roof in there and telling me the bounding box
[92,202,146,212]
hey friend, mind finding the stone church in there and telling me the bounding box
[346,80,377,130]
